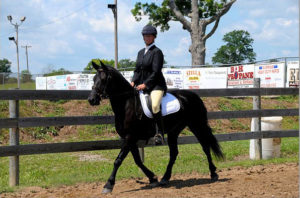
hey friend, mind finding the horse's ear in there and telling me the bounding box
[92,61,100,71]
[100,60,108,71]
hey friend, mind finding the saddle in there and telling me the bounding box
[138,91,180,119]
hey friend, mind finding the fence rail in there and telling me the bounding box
[0,86,298,186]
[0,109,298,129]
[0,88,298,100]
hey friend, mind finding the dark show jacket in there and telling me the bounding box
[132,45,167,93]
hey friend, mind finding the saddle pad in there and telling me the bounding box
[139,91,180,118]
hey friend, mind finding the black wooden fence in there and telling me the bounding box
[0,86,298,186]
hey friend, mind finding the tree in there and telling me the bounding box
[212,30,256,64]
[0,58,12,82]
[21,70,33,83]
[84,59,137,73]
[84,59,115,73]
[43,68,73,77]
[118,59,136,69]
[132,0,236,66]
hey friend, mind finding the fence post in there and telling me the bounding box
[253,78,262,159]
[9,98,19,186]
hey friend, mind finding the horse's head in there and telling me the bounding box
[88,61,111,106]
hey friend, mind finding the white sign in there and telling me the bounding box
[227,65,254,88]
[200,68,227,88]
[287,61,299,87]
[254,63,285,87]
[77,74,92,90]
[120,71,134,83]
[183,68,202,89]
[36,77,47,90]
[163,68,184,89]
[66,74,79,90]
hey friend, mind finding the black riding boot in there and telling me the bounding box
[153,111,165,145]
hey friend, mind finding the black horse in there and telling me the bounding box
[88,61,224,194]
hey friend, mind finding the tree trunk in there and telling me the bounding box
[190,36,206,66]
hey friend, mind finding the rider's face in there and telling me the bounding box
[143,34,155,46]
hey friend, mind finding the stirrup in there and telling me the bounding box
[154,133,164,145]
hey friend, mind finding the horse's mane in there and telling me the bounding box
[106,65,132,87]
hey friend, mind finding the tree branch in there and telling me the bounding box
[202,0,236,40]
[203,17,220,40]
[204,0,236,25]
[169,0,192,32]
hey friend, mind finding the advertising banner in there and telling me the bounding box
[287,61,299,87]
[46,75,67,90]
[227,65,254,88]
[120,71,134,83]
[163,68,184,89]
[77,74,92,90]
[35,77,47,90]
[66,74,79,90]
[200,68,227,88]
[183,68,201,89]
[254,63,285,87]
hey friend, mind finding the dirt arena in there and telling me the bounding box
[2,163,298,198]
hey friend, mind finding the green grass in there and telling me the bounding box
[0,137,298,193]
[0,82,36,90]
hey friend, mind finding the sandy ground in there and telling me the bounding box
[2,163,298,198]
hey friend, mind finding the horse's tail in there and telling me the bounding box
[186,91,224,160]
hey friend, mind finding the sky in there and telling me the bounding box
[0,0,298,74]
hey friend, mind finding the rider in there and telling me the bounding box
[130,24,167,145]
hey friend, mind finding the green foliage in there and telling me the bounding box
[84,59,136,73]
[43,68,73,77]
[27,126,61,140]
[83,59,115,73]
[118,59,136,69]
[0,58,12,82]
[212,30,256,64]
[0,58,12,73]
[21,70,33,83]
[132,0,228,31]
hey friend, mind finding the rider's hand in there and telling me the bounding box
[136,84,146,90]
[130,82,135,87]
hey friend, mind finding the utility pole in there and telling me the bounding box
[21,45,32,72]
[108,0,118,69]
[7,15,26,89]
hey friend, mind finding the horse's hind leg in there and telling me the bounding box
[188,124,219,181]
[130,145,159,186]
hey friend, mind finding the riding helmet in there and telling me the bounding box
[141,24,157,37]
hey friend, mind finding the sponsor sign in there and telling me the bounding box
[254,63,284,87]
[120,71,134,83]
[163,68,184,89]
[183,69,201,89]
[66,74,79,90]
[227,65,254,88]
[287,61,299,87]
[35,77,47,90]
[77,74,92,90]
[200,68,227,88]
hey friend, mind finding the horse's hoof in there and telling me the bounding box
[102,188,113,194]
[159,179,169,186]
[149,181,160,188]
[211,173,219,182]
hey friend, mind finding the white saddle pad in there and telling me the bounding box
[139,91,180,118]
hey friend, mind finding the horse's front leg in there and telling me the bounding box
[130,145,159,186]
[102,142,130,194]
[160,134,179,186]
